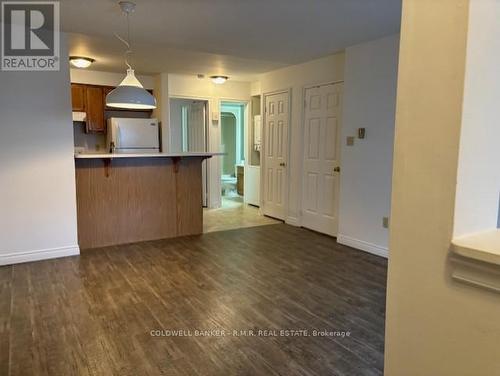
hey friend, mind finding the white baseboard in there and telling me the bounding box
[285,216,301,227]
[337,234,388,258]
[0,245,80,266]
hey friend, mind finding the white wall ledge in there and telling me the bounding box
[452,229,500,266]
[450,230,500,293]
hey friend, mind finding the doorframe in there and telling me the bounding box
[168,95,211,207]
[220,100,248,166]
[299,80,344,233]
[219,99,249,202]
[260,88,292,220]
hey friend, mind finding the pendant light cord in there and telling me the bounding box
[114,8,133,70]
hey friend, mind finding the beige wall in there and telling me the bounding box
[385,0,500,375]
[338,35,399,257]
[454,0,500,238]
[258,53,345,224]
[0,35,79,265]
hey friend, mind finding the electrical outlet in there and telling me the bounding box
[346,136,355,146]
[383,217,389,229]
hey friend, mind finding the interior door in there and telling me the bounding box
[187,102,206,152]
[302,82,343,236]
[187,102,208,206]
[263,92,289,220]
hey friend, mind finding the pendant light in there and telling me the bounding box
[106,1,156,110]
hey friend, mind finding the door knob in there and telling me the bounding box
[334,166,340,173]
[279,162,286,167]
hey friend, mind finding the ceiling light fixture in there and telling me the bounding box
[69,56,95,68]
[106,1,156,110]
[211,75,229,84]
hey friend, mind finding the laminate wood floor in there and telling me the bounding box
[203,196,281,233]
[0,224,387,376]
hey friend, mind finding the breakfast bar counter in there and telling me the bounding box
[74,152,220,159]
[74,152,222,249]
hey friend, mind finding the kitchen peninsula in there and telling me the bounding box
[74,152,221,249]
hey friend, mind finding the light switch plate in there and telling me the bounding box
[358,128,366,139]
[346,136,355,146]
[212,111,219,122]
[383,217,390,228]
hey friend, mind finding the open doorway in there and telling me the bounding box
[169,97,209,206]
[220,102,245,207]
[203,100,280,233]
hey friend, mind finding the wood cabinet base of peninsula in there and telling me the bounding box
[75,157,205,249]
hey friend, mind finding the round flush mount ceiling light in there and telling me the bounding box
[211,75,229,84]
[69,56,95,68]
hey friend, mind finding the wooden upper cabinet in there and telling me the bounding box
[71,84,86,111]
[85,86,105,133]
[103,86,115,109]
[70,83,154,133]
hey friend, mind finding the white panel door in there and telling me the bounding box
[187,102,206,152]
[187,102,208,206]
[302,83,343,236]
[263,92,289,220]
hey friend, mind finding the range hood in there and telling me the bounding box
[72,111,86,122]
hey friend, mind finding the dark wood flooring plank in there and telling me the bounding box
[2,224,386,376]
[0,266,13,376]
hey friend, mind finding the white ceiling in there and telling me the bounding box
[62,0,401,80]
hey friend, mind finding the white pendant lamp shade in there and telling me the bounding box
[106,69,156,109]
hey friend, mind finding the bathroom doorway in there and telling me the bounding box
[220,102,246,207]
[202,100,280,233]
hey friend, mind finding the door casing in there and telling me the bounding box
[169,96,209,207]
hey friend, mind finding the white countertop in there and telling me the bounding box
[75,152,224,159]
[452,229,500,266]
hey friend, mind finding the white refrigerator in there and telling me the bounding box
[107,118,160,153]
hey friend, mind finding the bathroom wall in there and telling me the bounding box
[221,113,237,176]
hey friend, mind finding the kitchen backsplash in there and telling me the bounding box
[73,122,106,152]
[73,111,151,152]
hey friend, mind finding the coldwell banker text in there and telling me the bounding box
[1,1,60,71]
